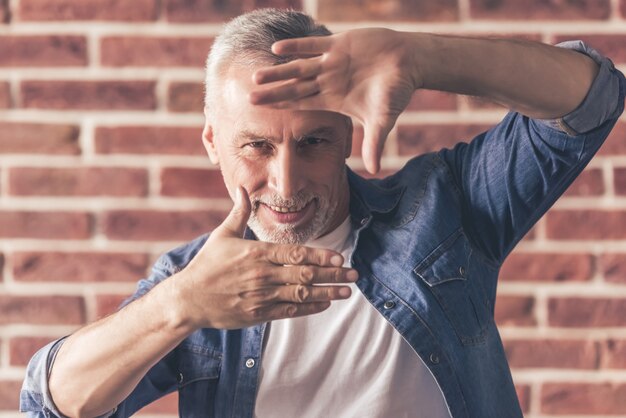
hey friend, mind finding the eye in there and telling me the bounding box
[244,141,271,150]
[299,137,325,146]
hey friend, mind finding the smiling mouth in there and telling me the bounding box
[259,199,316,224]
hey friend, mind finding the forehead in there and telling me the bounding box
[215,65,348,140]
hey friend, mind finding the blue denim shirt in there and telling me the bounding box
[21,41,625,418]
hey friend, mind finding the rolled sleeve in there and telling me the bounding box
[20,337,117,418]
[538,40,623,136]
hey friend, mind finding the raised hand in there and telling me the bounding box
[250,28,419,174]
[173,187,358,330]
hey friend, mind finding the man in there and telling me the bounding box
[20,8,624,418]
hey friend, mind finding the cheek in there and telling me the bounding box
[222,157,267,194]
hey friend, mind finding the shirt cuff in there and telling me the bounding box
[20,336,117,418]
[537,40,622,136]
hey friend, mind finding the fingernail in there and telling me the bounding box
[347,270,359,281]
[330,255,343,266]
[339,287,351,298]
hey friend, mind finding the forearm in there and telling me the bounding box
[406,33,600,119]
[49,277,194,417]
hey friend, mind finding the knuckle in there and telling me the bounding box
[334,268,342,283]
[293,284,310,303]
[288,247,307,264]
[285,304,297,318]
[299,266,314,284]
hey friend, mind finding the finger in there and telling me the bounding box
[256,94,326,111]
[362,122,393,175]
[275,284,352,304]
[272,36,333,56]
[264,243,344,267]
[249,79,320,106]
[253,57,323,85]
[250,301,331,322]
[270,265,359,285]
[211,186,251,238]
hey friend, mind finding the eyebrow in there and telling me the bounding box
[235,126,339,143]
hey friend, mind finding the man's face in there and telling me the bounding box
[203,65,352,244]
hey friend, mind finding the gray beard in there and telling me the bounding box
[247,194,337,245]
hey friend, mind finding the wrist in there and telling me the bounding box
[152,274,198,335]
[399,31,433,91]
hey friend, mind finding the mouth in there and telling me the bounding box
[259,199,316,225]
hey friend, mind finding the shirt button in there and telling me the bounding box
[383,300,395,309]
[429,353,440,364]
[459,266,466,276]
[245,358,256,368]
[177,372,184,384]
[360,217,368,226]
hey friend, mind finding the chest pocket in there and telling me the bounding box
[414,228,488,346]
[176,344,222,417]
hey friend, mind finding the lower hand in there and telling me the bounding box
[172,187,358,330]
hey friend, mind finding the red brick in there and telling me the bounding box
[9,336,57,366]
[470,0,611,20]
[103,210,226,241]
[19,0,158,21]
[548,297,626,327]
[12,252,149,283]
[165,0,302,22]
[601,253,626,284]
[546,210,626,240]
[136,392,178,414]
[160,168,228,198]
[516,384,530,413]
[0,295,85,325]
[554,35,626,64]
[9,167,148,197]
[503,339,598,369]
[95,126,205,155]
[564,168,604,196]
[541,382,626,414]
[21,80,156,110]
[598,121,626,155]
[0,81,10,108]
[0,0,8,24]
[168,81,203,113]
[600,339,626,368]
[0,211,92,239]
[0,36,86,67]
[319,0,458,21]
[101,37,213,67]
[0,122,80,154]
[406,90,457,111]
[0,381,22,409]
[495,295,536,326]
[95,294,129,317]
[614,168,626,196]
[397,124,491,155]
[500,252,593,282]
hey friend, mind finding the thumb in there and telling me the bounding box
[212,186,252,239]
[362,121,393,175]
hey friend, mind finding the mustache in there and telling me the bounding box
[251,192,317,209]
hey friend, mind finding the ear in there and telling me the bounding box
[344,117,353,158]
[202,111,219,165]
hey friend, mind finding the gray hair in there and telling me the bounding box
[204,8,331,118]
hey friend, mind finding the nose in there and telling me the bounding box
[268,146,302,199]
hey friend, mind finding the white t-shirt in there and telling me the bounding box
[254,216,452,418]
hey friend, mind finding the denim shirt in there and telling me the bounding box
[21,42,625,418]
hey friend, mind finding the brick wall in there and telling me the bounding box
[0,0,625,416]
